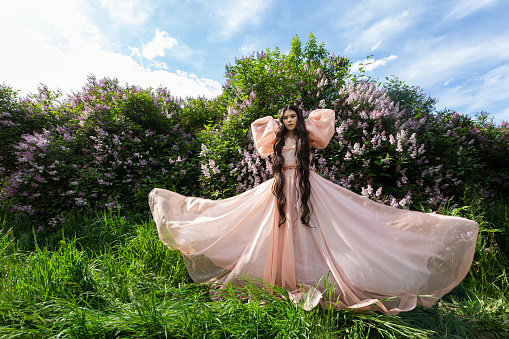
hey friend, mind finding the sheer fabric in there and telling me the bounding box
[149,109,478,314]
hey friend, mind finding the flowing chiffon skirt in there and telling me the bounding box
[149,168,478,314]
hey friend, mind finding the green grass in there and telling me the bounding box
[0,198,508,338]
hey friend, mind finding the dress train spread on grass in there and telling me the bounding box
[149,109,478,314]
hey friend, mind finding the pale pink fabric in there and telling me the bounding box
[149,109,478,314]
[305,109,336,149]
[251,116,278,157]
[251,109,336,155]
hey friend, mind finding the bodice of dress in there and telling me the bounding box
[251,109,336,159]
[282,137,298,166]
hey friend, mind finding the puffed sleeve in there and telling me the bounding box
[306,109,335,149]
[251,116,279,157]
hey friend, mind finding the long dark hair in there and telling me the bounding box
[271,105,312,227]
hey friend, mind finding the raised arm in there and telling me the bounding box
[251,116,279,157]
[306,109,335,149]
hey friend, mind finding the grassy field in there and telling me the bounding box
[0,198,508,338]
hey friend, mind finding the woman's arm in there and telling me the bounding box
[251,116,279,157]
[306,109,335,149]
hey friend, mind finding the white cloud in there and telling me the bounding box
[152,60,169,69]
[338,0,411,28]
[125,69,223,98]
[333,0,508,121]
[357,10,411,51]
[482,65,507,86]
[342,9,414,54]
[0,2,221,100]
[100,0,149,26]
[240,44,258,53]
[142,29,178,60]
[0,28,222,98]
[397,37,509,88]
[467,65,509,111]
[370,41,382,52]
[129,46,143,61]
[446,0,499,20]
[435,64,509,122]
[1,0,102,47]
[237,36,271,55]
[335,0,421,54]
[204,0,273,39]
[169,44,195,61]
[351,55,398,72]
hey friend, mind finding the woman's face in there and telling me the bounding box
[282,109,298,132]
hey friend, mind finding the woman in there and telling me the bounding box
[149,105,478,314]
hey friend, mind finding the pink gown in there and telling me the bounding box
[149,109,479,314]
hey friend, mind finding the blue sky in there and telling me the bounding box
[1,0,508,122]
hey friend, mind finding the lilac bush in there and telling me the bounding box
[1,76,201,221]
[0,84,64,179]
[317,82,477,209]
[467,112,509,199]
